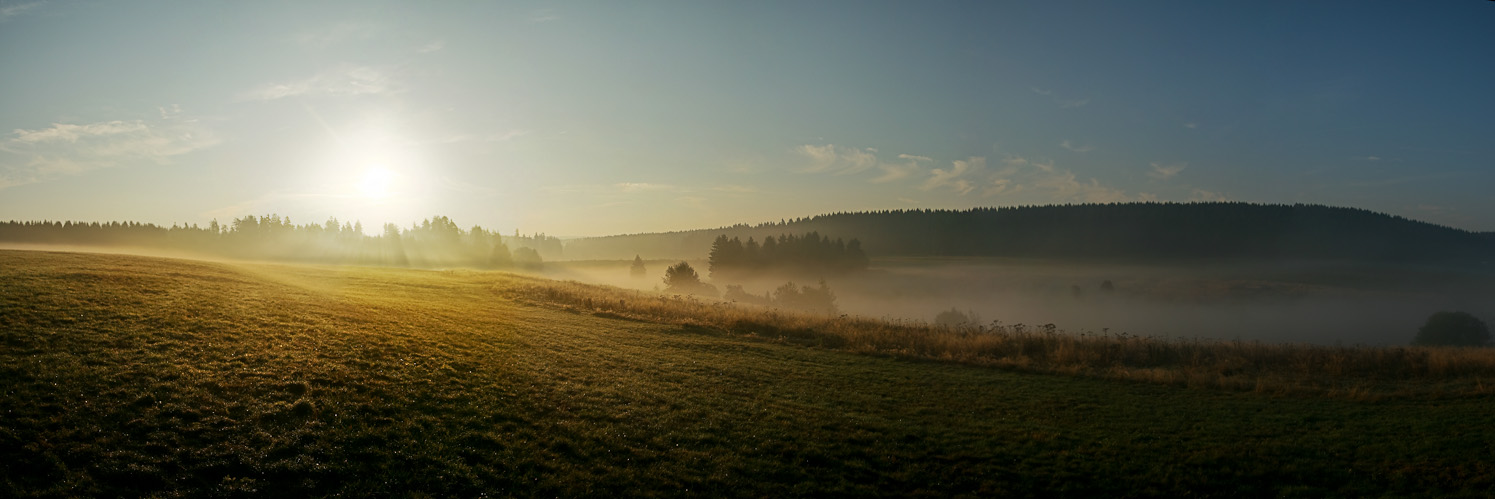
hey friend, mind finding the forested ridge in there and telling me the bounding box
[5,203,1490,265]
[564,202,1495,264]
[0,215,561,269]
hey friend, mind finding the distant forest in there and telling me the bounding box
[5,203,1492,267]
[707,233,869,279]
[564,203,1495,264]
[0,215,563,269]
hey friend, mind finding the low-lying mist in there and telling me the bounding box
[544,258,1495,346]
[13,239,1488,347]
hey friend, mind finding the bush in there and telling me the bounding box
[724,284,769,306]
[663,262,717,297]
[1413,311,1490,347]
[934,308,981,328]
[771,280,837,315]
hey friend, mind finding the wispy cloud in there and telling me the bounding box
[0,1,44,20]
[1060,140,1093,153]
[870,154,930,183]
[1148,162,1187,180]
[9,120,149,144]
[920,157,983,195]
[985,157,1133,202]
[1039,172,1129,202]
[1189,189,1228,202]
[529,9,560,23]
[416,40,446,54]
[158,104,183,119]
[239,65,398,101]
[616,182,674,193]
[1183,122,1199,129]
[797,142,1147,204]
[796,144,879,175]
[1,112,220,189]
[946,154,1138,203]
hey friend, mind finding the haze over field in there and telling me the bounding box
[6,3,1495,495]
[2,1,1494,236]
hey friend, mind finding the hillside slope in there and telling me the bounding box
[2,250,1493,496]
[563,202,1495,263]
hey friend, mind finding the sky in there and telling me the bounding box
[2,1,1493,236]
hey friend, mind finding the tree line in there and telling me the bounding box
[707,232,868,279]
[562,202,1495,264]
[659,260,839,315]
[0,215,560,269]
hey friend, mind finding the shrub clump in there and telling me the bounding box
[662,261,717,297]
[934,308,982,329]
[1412,311,1490,347]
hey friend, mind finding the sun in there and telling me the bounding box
[357,166,395,199]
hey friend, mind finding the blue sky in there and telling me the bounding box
[2,1,1492,235]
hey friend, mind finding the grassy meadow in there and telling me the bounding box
[3,249,1494,497]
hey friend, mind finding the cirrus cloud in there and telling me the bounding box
[920,157,983,195]
[1,112,220,189]
[239,64,398,101]
[870,154,930,183]
[795,144,879,175]
[1148,162,1187,180]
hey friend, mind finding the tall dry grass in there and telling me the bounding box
[497,277,1495,399]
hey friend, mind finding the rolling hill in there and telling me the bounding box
[562,202,1495,264]
[3,249,1494,496]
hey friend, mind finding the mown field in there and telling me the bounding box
[2,250,1493,497]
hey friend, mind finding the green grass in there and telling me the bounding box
[2,249,1493,497]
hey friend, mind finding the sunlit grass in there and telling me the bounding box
[3,249,1494,496]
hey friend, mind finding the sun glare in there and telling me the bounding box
[358,167,395,199]
[309,121,438,225]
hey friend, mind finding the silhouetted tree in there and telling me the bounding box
[630,255,647,278]
[662,261,717,296]
[1412,311,1490,347]
[770,280,837,315]
[512,247,543,270]
[708,232,869,279]
[490,241,514,268]
[663,261,701,292]
[724,284,770,306]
